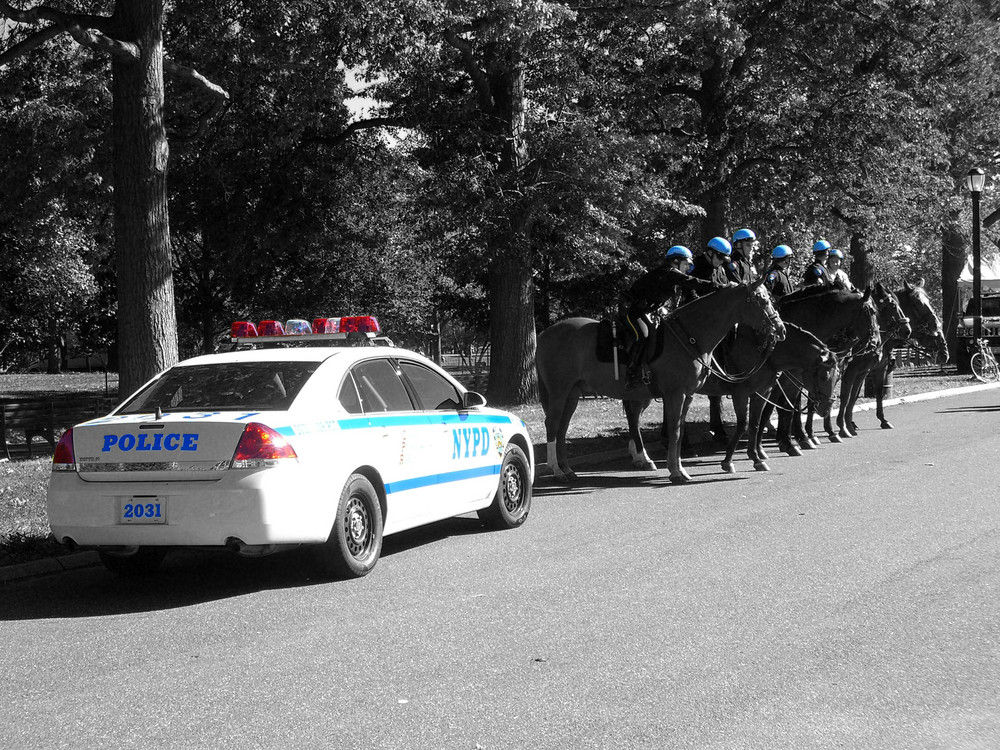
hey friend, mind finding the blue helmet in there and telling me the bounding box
[771,244,793,259]
[707,236,732,256]
[813,239,831,253]
[666,245,693,260]
[828,248,844,259]
[732,228,756,243]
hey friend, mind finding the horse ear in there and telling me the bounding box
[903,280,913,291]
[916,277,925,288]
[875,280,884,293]
[862,287,872,302]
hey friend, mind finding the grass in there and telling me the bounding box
[0,366,978,569]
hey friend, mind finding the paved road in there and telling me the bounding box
[2,390,998,749]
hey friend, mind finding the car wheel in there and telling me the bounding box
[315,473,383,579]
[478,444,531,530]
[98,547,167,577]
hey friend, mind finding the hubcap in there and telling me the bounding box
[502,464,523,513]
[345,496,371,558]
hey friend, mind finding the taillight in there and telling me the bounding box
[230,423,297,469]
[53,429,76,471]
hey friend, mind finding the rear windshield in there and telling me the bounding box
[118,362,320,414]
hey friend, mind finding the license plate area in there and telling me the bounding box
[121,496,166,524]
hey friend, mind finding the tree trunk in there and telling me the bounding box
[112,0,178,396]
[941,215,965,364]
[848,232,875,289]
[485,42,537,405]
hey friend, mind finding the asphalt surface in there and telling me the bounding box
[1,386,999,749]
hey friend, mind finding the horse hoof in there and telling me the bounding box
[632,460,657,471]
[880,421,893,430]
[847,426,859,437]
[758,449,769,461]
[753,461,770,472]
[669,472,691,484]
[809,436,821,447]
[838,429,851,439]
[799,440,816,451]
[829,434,842,443]
[782,445,802,457]
[721,461,735,474]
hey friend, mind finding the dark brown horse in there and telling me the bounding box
[698,322,838,473]
[863,280,950,429]
[535,282,785,483]
[822,282,909,439]
[765,287,877,454]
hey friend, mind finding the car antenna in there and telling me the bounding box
[155,406,163,421]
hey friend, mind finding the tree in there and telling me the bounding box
[0,0,228,395]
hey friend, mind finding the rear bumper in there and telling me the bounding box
[47,465,337,548]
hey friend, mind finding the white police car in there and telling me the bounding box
[47,316,534,578]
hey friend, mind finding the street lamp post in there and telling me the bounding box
[967,167,986,342]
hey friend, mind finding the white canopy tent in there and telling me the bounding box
[958,254,1000,290]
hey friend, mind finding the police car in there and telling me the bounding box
[47,316,534,578]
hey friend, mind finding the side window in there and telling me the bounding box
[398,360,462,410]
[337,373,363,414]
[352,359,415,412]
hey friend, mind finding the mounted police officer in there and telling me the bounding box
[826,247,854,290]
[803,239,833,287]
[764,245,795,299]
[692,236,743,286]
[729,228,758,284]
[620,245,720,395]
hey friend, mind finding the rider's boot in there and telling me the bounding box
[623,340,647,398]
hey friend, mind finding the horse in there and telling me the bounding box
[697,322,838,473]
[535,281,785,483]
[862,280,950,429]
[764,286,877,454]
[822,282,909,439]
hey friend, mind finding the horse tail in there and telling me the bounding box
[537,362,550,413]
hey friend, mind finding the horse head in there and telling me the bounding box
[898,280,949,364]
[873,281,912,342]
[747,280,787,342]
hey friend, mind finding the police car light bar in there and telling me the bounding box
[230,316,383,345]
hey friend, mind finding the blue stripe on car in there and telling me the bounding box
[385,463,502,494]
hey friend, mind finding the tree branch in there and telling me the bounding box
[0,1,138,63]
[164,57,231,142]
[443,26,494,113]
[304,117,411,148]
[0,23,60,68]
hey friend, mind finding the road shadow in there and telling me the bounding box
[0,515,492,621]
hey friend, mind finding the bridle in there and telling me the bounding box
[827,299,879,358]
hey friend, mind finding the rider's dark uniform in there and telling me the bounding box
[621,267,719,391]
[803,261,832,288]
[764,265,794,299]
[728,252,756,285]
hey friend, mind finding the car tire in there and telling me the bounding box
[98,547,167,577]
[478,444,531,530]
[315,473,383,579]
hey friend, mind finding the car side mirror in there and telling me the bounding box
[462,391,487,409]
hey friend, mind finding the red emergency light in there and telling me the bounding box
[257,320,285,337]
[230,321,259,338]
[340,315,380,333]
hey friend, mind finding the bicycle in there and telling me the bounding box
[971,338,1000,382]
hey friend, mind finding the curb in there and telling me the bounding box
[535,379,1000,477]
[0,550,100,584]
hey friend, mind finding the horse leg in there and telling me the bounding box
[722,388,748,474]
[663,390,692,483]
[845,374,865,437]
[544,385,578,482]
[775,385,801,457]
[624,399,656,471]
[709,395,728,443]
[836,370,855,439]
[873,364,892,429]
[748,391,770,471]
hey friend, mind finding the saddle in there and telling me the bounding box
[595,315,664,365]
